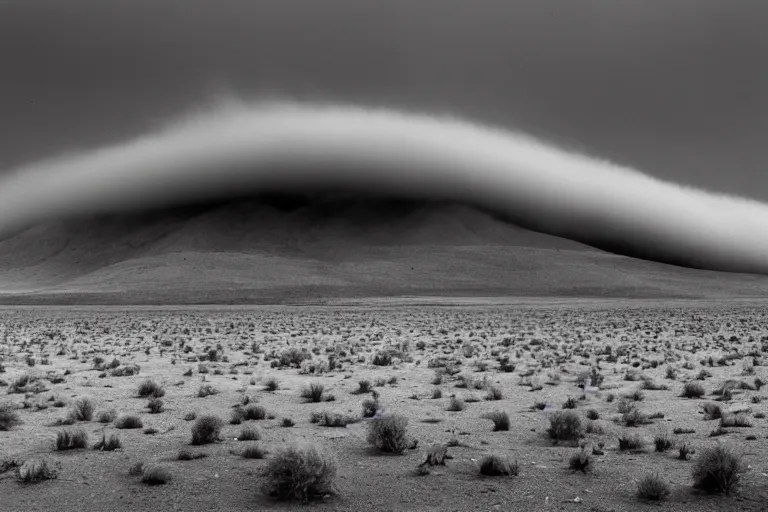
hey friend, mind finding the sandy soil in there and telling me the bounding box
[2,300,768,511]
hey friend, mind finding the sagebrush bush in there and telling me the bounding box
[547,411,583,443]
[191,415,223,445]
[361,397,379,418]
[569,448,591,473]
[301,383,326,403]
[96,409,116,423]
[720,414,752,428]
[654,433,674,452]
[0,403,22,431]
[137,379,165,398]
[71,397,94,421]
[261,443,338,501]
[243,404,266,420]
[692,444,745,495]
[141,464,171,485]
[115,415,143,429]
[682,382,705,398]
[147,397,164,414]
[480,411,510,431]
[93,433,121,451]
[479,455,518,476]
[485,386,503,401]
[367,414,412,454]
[177,448,207,460]
[197,384,218,398]
[56,428,88,450]
[637,473,670,501]
[16,458,58,482]
[618,433,645,451]
[355,380,372,394]
[238,426,261,441]
[446,395,465,412]
[240,443,267,459]
[264,377,280,391]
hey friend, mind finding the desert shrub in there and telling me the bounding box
[71,397,94,422]
[479,455,518,476]
[261,442,338,501]
[679,442,695,460]
[141,464,171,485]
[147,397,164,414]
[654,433,674,452]
[264,377,280,391]
[317,412,356,427]
[720,414,752,428]
[480,411,510,431]
[446,395,465,412]
[547,411,583,443]
[702,402,722,420]
[622,407,650,427]
[93,433,121,451]
[238,426,261,441]
[137,379,165,398]
[354,380,372,394]
[243,404,267,420]
[562,397,577,409]
[278,348,311,368]
[191,415,223,445]
[637,473,670,501]
[568,448,591,473]
[230,407,245,425]
[361,397,379,418]
[367,414,411,454]
[372,352,393,366]
[301,383,325,403]
[585,409,599,420]
[431,388,443,399]
[197,384,218,398]
[16,458,58,482]
[240,443,267,459]
[96,409,117,423]
[184,411,197,421]
[115,415,143,429]
[111,364,140,377]
[177,449,207,460]
[56,428,88,450]
[618,433,645,451]
[642,379,668,391]
[682,382,705,398]
[674,427,695,434]
[692,444,744,495]
[0,404,22,431]
[282,418,295,427]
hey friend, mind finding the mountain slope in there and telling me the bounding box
[0,196,766,303]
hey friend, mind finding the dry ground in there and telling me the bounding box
[1,300,768,511]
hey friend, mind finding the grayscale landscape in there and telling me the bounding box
[1,2,767,511]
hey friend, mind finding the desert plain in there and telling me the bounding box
[1,299,768,512]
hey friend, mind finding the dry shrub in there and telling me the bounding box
[191,415,223,445]
[367,414,411,454]
[261,443,338,501]
[692,444,745,495]
[479,455,518,476]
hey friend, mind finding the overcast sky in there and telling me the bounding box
[0,0,765,200]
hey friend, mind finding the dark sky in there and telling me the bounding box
[1,0,766,200]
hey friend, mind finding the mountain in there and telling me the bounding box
[0,195,766,304]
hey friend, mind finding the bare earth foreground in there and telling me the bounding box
[2,298,768,512]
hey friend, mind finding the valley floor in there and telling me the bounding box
[2,299,768,511]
